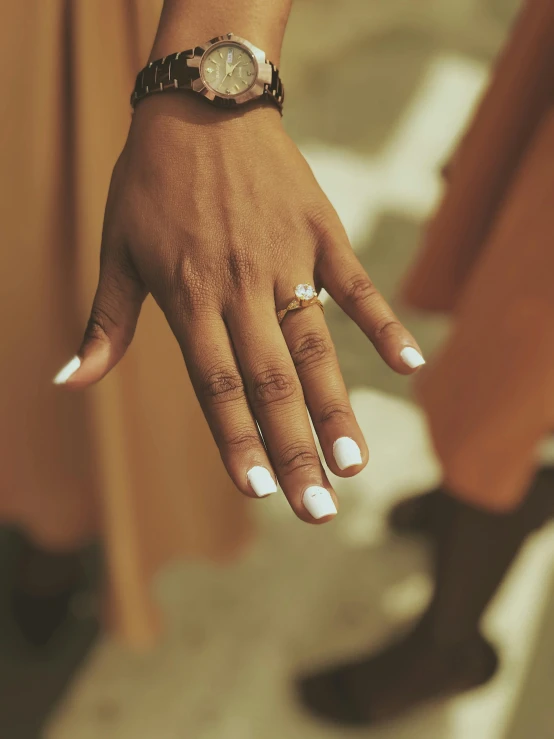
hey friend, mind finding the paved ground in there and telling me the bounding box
[5,1,554,737]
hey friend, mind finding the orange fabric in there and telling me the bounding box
[0,0,251,646]
[402,0,554,511]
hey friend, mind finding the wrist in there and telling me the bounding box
[129,88,283,143]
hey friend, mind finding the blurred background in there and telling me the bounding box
[3,0,554,737]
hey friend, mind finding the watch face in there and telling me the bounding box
[201,43,257,97]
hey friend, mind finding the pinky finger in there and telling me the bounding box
[53,248,147,387]
[318,246,425,375]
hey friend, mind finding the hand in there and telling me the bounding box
[60,95,425,523]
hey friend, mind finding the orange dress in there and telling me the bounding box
[0,0,251,646]
[403,0,554,512]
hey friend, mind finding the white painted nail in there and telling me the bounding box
[333,437,363,470]
[53,356,81,385]
[303,486,337,520]
[400,347,426,369]
[247,466,277,497]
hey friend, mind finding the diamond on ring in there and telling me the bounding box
[277,283,324,325]
[295,284,316,301]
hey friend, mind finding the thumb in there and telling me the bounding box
[54,253,147,387]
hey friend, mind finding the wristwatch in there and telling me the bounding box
[131,33,284,113]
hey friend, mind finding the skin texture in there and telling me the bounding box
[148,0,292,64]
[61,4,424,524]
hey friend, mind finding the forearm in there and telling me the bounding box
[150,0,292,64]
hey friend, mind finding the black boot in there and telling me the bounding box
[298,469,554,726]
[298,620,498,726]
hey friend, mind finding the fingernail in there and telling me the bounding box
[303,486,337,520]
[333,437,363,470]
[247,466,278,497]
[400,347,426,369]
[53,356,81,385]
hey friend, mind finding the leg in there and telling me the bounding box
[298,472,554,726]
[388,466,554,538]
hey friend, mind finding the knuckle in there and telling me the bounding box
[250,365,298,407]
[198,365,245,405]
[171,259,210,316]
[372,318,403,342]
[173,256,198,289]
[308,203,347,250]
[342,275,379,307]
[221,429,261,455]
[84,304,116,345]
[308,202,336,233]
[318,400,352,425]
[277,441,320,475]
[226,248,258,289]
[289,330,333,371]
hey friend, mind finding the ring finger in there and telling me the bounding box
[277,280,368,477]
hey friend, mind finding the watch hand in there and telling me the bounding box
[229,56,243,76]
[220,56,242,90]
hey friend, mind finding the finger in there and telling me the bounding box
[317,241,425,375]
[277,282,368,477]
[53,248,147,387]
[164,304,278,500]
[226,295,338,524]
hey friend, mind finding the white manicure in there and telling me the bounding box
[400,347,426,369]
[303,486,337,520]
[247,466,277,497]
[53,356,81,385]
[333,437,363,470]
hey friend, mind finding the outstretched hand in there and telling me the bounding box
[56,94,425,523]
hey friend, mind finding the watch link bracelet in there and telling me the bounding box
[131,33,284,113]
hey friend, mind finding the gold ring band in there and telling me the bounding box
[277,284,324,326]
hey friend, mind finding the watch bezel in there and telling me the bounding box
[191,33,273,106]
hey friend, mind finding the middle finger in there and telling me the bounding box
[225,294,338,524]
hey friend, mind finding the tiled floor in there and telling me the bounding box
[43,1,554,737]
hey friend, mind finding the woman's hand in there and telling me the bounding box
[57,94,424,523]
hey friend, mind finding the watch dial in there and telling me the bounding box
[201,43,257,97]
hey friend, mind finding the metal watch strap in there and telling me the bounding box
[131,48,201,107]
[131,47,284,112]
[267,61,285,111]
